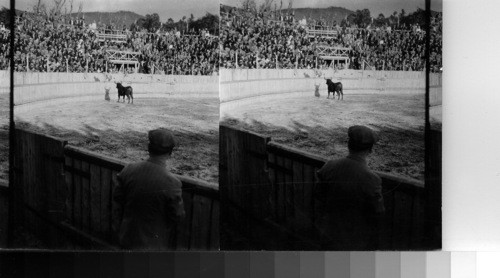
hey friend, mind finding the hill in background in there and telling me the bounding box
[70,10,143,27]
[289,6,353,23]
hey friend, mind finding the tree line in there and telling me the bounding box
[130,13,219,35]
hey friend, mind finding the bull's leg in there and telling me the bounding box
[117,94,120,102]
[327,91,330,99]
[131,95,134,104]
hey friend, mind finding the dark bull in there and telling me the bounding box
[325,79,343,100]
[115,82,134,104]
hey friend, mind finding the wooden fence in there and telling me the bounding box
[220,124,428,250]
[11,128,219,250]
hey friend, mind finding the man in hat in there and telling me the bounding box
[316,125,385,250]
[113,129,185,250]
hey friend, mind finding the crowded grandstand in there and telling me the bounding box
[220,3,442,72]
[1,7,219,75]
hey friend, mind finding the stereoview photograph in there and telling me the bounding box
[2,0,220,251]
[219,0,442,250]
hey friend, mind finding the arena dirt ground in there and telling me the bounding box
[15,97,219,184]
[221,91,426,181]
[0,94,8,182]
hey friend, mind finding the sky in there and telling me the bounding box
[1,0,220,21]
[221,0,443,17]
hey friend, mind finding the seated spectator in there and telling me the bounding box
[113,129,185,250]
[315,125,385,250]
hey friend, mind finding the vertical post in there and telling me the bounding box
[295,56,298,69]
[105,61,108,72]
[66,59,69,73]
[86,59,88,73]
[46,56,49,72]
[235,52,238,68]
[256,52,259,69]
[382,60,385,71]
[403,60,406,71]
[26,55,29,72]
[276,55,278,69]
[362,60,365,71]
[315,57,318,69]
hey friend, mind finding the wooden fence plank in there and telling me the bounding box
[99,167,112,240]
[81,161,90,234]
[379,185,396,249]
[176,192,193,250]
[73,159,82,230]
[209,200,220,250]
[283,158,294,233]
[275,155,285,223]
[110,170,121,245]
[391,191,412,249]
[189,195,211,250]
[303,164,316,232]
[90,164,101,237]
[65,156,74,226]
[410,193,425,249]
[268,152,277,220]
[56,141,68,223]
[292,161,307,234]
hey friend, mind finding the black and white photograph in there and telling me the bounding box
[219,0,442,250]
[0,0,220,250]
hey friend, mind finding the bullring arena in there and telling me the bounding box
[220,68,443,181]
[11,71,219,184]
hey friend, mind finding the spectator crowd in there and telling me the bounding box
[220,8,442,72]
[0,29,8,70]
[0,8,442,73]
[1,12,218,75]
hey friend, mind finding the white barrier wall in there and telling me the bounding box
[8,72,218,107]
[429,73,442,106]
[220,69,428,103]
[0,71,9,95]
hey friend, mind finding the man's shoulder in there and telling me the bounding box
[321,157,352,169]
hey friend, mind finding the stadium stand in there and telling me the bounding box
[3,12,218,75]
[220,8,442,72]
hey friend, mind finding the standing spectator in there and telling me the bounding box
[113,129,185,250]
[315,125,385,250]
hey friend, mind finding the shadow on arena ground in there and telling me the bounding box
[222,117,425,181]
[15,121,219,184]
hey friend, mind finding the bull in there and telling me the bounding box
[325,78,343,100]
[115,82,134,104]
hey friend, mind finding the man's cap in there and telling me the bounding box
[348,125,378,148]
[148,129,176,154]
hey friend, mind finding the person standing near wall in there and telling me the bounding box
[315,125,385,250]
[113,129,185,250]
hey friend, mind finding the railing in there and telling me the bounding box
[11,128,219,250]
[105,50,141,65]
[97,32,127,43]
[307,29,338,38]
